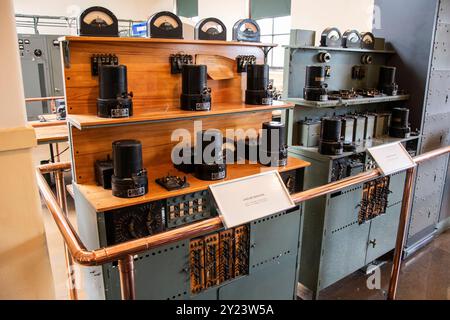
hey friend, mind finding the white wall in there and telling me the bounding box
[197,0,249,40]
[14,0,174,19]
[14,0,174,34]
[0,0,54,299]
[291,0,374,45]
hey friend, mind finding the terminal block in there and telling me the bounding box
[359,176,391,224]
[234,225,250,278]
[219,230,234,283]
[189,238,205,294]
[204,234,220,288]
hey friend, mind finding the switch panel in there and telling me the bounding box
[189,225,250,295]
[166,190,213,229]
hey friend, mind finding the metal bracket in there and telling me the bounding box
[62,40,70,68]
[261,46,274,65]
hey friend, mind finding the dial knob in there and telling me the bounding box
[34,49,42,57]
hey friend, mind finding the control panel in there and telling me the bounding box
[166,190,213,229]
[104,168,304,245]
[330,153,366,182]
[189,225,250,294]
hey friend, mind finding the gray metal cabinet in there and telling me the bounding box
[18,34,64,120]
[374,0,450,256]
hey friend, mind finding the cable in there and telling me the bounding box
[47,146,69,163]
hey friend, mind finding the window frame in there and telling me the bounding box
[257,16,291,69]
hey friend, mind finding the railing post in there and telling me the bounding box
[118,255,136,300]
[54,169,78,300]
[387,166,416,300]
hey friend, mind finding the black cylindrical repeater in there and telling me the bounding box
[111,140,148,198]
[245,64,273,105]
[180,65,212,111]
[97,65,133,118]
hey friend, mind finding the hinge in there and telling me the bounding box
[62,40,70,68]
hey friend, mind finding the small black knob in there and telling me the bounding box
[34,49,42,57]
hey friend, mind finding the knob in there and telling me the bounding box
[34,49,42,57]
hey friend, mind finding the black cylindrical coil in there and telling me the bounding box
[245,64,273,105]
[318,118,343,156]
[194,130,226,181]
[197,129,223,164]
[389,107,411,138]
[320,118,342,142]
[99,65,128,99]
[182,65,207,94]
[111,140,148,198]
[112,140,143,178]
[97,65,133,118]
[303,66,328,101]
[180,64,211,111]
[260,122,288,167]
[378,66,398,95]
[379,66,396,85]
[247,64,269,91]
[261,122,286,153]
[305,66,327,88]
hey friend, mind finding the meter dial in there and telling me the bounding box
[153,15,179,30]
[232,19,261,42]
[361,32,376,49]
[78,6,118,37]
[343,30,362,48]
[202,21,223,35]
[320,27,342,47]
[147,11,183,39]
[83,11,114,27]
[195,17,227,41]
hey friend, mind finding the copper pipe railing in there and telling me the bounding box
[37,146,450,300]
[25,96,65,103]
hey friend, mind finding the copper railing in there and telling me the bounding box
[36,146,450,300]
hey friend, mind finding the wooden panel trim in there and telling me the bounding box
[60,36,277,48]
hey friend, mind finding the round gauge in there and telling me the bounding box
[327,29,341,41]
[78,6,118,37]
[361,32,376,49]
[343,30,362,48]
[147,11,183,39]
[195,17,227,41]
[320,27,342,47]
[153,16,179,30]
[241,22,258,33]
[232,19,261,43]
[203,22,223,35]
[83,11,114,27]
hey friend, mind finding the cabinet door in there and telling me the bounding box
[365,204,401,264]
[218,254,297,300]
[365,171,405,263]
[319,185,369,290]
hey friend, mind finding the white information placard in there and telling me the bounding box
[209,171,295,229]
[368,142,415,175]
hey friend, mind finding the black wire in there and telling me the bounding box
[47,146,69,163]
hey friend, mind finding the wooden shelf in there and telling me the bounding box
[60,36,277,48]
[68,101,293,130]
[285,95,410,108]
[74,157,310,212]
[283,45,396,54]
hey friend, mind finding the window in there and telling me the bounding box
[256,16,291,91]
